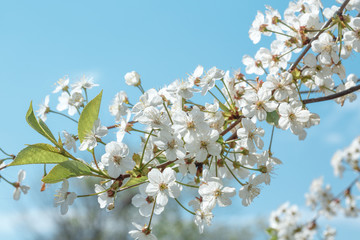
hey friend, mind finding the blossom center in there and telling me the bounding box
[187,121,195,130]
[145,196,154,204]
[167,139,176,149]
[159,183,168,191]
[113,155,123,165]
[200,141,208,149]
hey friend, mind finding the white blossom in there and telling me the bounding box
[54,179,77,215]
[13,170,30,200]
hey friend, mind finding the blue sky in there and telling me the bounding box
[1,0,360,239]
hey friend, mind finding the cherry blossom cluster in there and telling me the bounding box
[268,134,360,240]
[1,0,360,239]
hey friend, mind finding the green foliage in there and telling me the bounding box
[266,110,280,126]
[218,100,229,112]
[122,176,148,188]
[42,160,92,183]
[26,102,59,147]
[9,144,68,166]
[78,90,103,143]
[266,228,279,240]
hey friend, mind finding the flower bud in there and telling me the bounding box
[124,71,141,86]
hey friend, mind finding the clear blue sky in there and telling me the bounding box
[0,0,359,239]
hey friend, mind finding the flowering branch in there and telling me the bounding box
[288,0,351,72]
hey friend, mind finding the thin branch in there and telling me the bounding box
[220,117,244,136]
[303,84,360,104]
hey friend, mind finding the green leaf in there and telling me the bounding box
[26,102,58,146]
[42,160,92,183]
[218,101,229,112]
[9,145,68,166]
[122,176,148,188]
[266,111,280,126]
[78,90,103,143]
[266,228,278,240]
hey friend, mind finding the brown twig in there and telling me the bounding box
[303,84,360,104]
[0,164,7,171]
[220,117,244,136]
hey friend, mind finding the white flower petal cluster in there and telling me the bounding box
[95,181,115,211]
[129,222,157,240]
[109,91,130,122]
[36,95,50,121]
[72,75,99,91]
[54,179,77,215]
[269,202,316,240]
[29,1,360,238]
[57,90,84,116]
[13,170,30,200]
[331,136,360,177]
[79,119,108,151]
[125,71,141,86]
[101,141,134,178]
[132,184,164,217]
[145,168,181,206]
[62,130,77,153]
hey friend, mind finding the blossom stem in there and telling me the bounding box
[118,180,148,192]
[77,189,107,198]
[224,161,245,186]
[265,29,293,38]
[222,155,261,172]
[208,90,229,111]
[0,175,14,186]
[84,88,89,104]
[344,21,355,31]
[137,85,145,94]
[268,125,275,153]
[163,102,174,125]
[221,79,235,106]
[278,20,295,32]
[148,196,157,228]
[141,150,166,170]
[242,79,257,91]
[49,110,78,123]
[278,47,298,59]
[174,198,195,215]
[0,147,12,157]
[0,157,13,162]
[215,84,232,108]
[140,129,155,167]
[223,138,241,144]
[131,128,157,137]
[175,181,199,189]
[294,81,304,104]
[91,149,101,171]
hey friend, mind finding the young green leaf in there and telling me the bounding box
[26,102,58,146]
[9,144,68,166]
[266,110,280,126]
[42,160,92,183]
[78,90,103,143]
[122,176,148,188]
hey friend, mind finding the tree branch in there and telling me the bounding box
[303,84,360,104]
